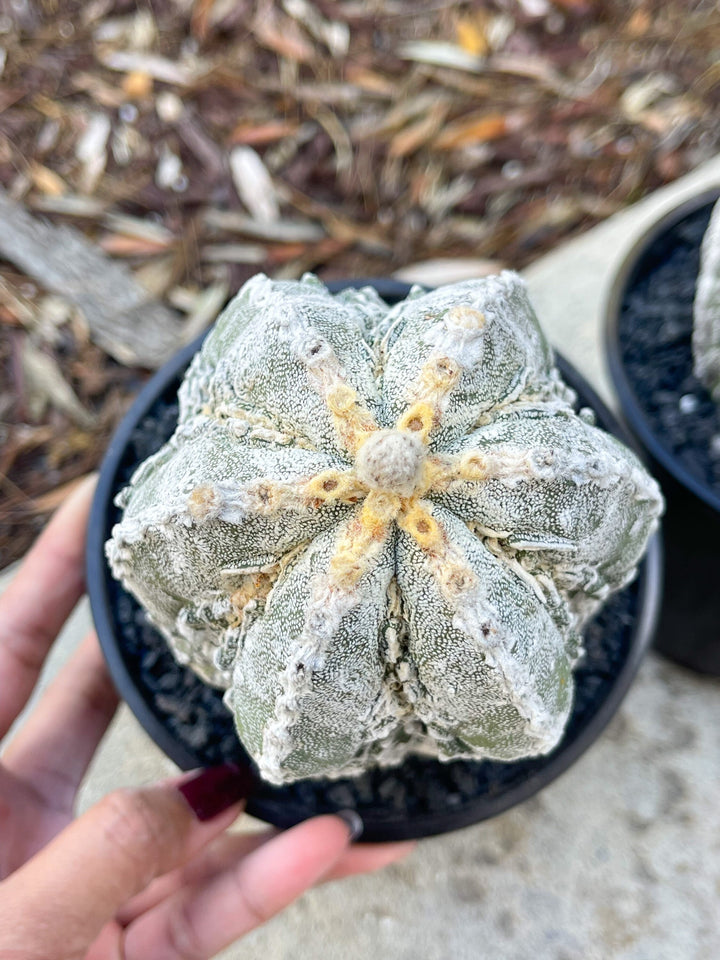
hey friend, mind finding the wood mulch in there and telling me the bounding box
[1,0,719,569]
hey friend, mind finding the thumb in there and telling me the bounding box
[0,765,251,958]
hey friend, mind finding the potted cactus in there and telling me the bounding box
[606,189,720,675]
[89,273,662,840]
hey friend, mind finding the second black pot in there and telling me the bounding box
[88,278,662,841]
[606,190,720,676]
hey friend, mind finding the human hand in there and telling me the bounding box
[0,477,414,958]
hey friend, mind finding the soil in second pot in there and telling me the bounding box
[616,204,720,496]
[101,362,650,842]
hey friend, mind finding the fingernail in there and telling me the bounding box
[178,763,256,822]
[335,809,363,841]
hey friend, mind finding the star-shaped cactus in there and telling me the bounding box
[108,272,662,784]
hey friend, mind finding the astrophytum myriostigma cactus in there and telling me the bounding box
[693,197,720,399]
[107,272,662,785]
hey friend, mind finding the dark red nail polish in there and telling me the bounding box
[178,763,256,821]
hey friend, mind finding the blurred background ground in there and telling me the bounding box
[1,0,719,569]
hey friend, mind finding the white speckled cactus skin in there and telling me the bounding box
[693,198,720,399]
[107,272,663,785]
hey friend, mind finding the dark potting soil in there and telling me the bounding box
[104,369,643,839]
[616,203,720,494]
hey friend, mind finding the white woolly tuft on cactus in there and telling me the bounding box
[107,272,663,785]
[693,197,720,399]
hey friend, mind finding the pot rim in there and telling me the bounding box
[88,277,662,840]
[604,186,720,514]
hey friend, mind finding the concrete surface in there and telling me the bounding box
[3,154,720,960]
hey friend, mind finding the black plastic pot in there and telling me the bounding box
[88,278,662,842]
[606,190,720,676]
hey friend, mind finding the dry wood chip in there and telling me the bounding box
[70,71,127,108]
[103,214,176,245]
[282,0,350,57]
[389,103,450,158]
[97,50,207,86]
[343,64,397,97]
[393,258,506,286]
[202,243,267,263]
[75,113,111,193]
[621,74,679,120]
[229,146,280,223]
[155,146,184,190]
[99,234,173,256]
[488,53,573,97]
[308,106,353,173]
[351,91,449,141]
[229,120,301,146]
[252,2,316,63]
[177,115,226,180]
[21,338,96,429]
[180,281,229,344]
[397,41,485,73]
[29,195,109,218]
[133,256,179,298]
[0,186,183,368]
[434,112,516,150]
[156,91,185,123]
[204,209,325,242]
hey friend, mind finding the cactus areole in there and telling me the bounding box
[107,273,662,785]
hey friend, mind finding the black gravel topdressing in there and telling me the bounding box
[616,202,720,497]
[96,355,653,842]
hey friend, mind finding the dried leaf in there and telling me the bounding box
[29,163,68,197]
[252,2,316,64]
[99,234,172,256]
[229,120,301,146]
[191,0,217,42]
[434,112,512,150]
[625,8,652,37]
[455,16,490,58]
[389,104,450,158]
[343,64,397,97]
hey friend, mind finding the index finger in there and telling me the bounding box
[0,474,97,740]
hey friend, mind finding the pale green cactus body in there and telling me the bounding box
[694,197,720,399]
[107,272,662,785]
